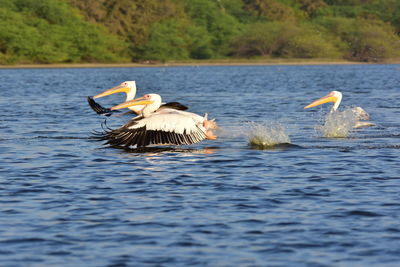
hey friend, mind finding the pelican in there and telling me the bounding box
[87,81,187,116]
[304,90,374,128]
[95,94,218,148]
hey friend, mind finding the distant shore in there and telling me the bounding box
[1,58,400,69]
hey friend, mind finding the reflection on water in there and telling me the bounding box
[112,146,219,155]
[1,65,400,267]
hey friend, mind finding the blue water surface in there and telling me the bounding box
[0,64,400,266]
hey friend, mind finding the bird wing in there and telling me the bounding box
[87,96,121,116]
[88,97,188,117]
[96,109,207,148]
[352,106,370,120]
[159,102,188,111]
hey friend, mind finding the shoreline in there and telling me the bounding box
[1,58,399,69]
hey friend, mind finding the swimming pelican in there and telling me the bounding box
[87,81,187,116]
[304,90,374,128]
[95,94,218,148]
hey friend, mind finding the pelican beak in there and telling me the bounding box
[304,93,337,109]
[93,85,130,99]
[111,97,154,110]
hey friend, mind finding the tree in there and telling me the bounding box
[365,0,400,34]
[69,0,183,59]
[317,17,400,61]
[296,0,327,18]
[345,20,400,61]
[136,19,189,61]
[232,22,298,57]
[243,0,296,22]
[0,0,126,64]
[183,0,240,58]
[232,21,341,58]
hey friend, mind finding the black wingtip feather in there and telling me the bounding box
[87,96,120,116]
[92,119,207,148]
[160,102,189,111]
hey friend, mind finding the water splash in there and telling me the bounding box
[317,109,358,138]
[217,121,291,149]
[246,122,291,149]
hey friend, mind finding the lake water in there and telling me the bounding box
[1,64,400,266]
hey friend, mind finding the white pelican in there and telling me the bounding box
[87,81,187,116]
[304,90,374,128]
[95,94,218,148]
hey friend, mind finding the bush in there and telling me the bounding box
[136,19,189,61]
[345,20,400,61]
[186,25,213,59]
[0,0,127,64]
[317,17,400,61]
[285,32,341,58]
[183,0,240,57]
[232,21,341,58]
[232,22,297,57]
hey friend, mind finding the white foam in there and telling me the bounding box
[317,109,358,138]
[217,121,291,148]
[246,121,291,148]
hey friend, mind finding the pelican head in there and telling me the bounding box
[93,81,137,101]
[111,94,162,117]
[304,90,343,112]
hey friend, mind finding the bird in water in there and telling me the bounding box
[94,93,218,148]
[87,81,187,116]
[304,90,374,128]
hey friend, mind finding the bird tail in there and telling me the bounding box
[203,113,218,129]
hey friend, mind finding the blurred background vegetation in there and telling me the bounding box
[0,0,399,64]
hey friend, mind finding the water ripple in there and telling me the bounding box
[1,65,400,266]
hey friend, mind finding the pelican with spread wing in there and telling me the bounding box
[95,94,218,148]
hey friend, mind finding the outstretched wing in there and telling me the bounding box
[88,97,188,117]
[95,110,206,148]
[87,96,120,116]
[160,102,188,111]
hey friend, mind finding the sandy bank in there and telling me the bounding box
[1,58,399,69]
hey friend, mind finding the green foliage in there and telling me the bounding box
[183,0,241,57]
[243,0,296,22]
[136,19,189,61]
[68,0,183,58]
[232,21,341,58]
[317,17,400,61]
[232,22,296,57]
[296,0,327,18]
[186,25,214,59]
[0,0,127,64]
[364,0,400,33]
[1,0,400,64]
[285,31,341,58]
[135,0,241,61]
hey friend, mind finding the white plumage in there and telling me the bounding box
[304,90,374,128]
[88,81,188,116]
[94,81,138,109]
[134,109,205,135]
[96,94,217,148]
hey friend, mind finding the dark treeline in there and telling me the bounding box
[1,0,400,64]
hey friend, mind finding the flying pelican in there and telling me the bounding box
[95,94,218,148]
[87,81,187,116]
[304,90,374,128]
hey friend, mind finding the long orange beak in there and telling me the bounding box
[111,97,154,110]
[304,93,338,109]
[93,85,130,99]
